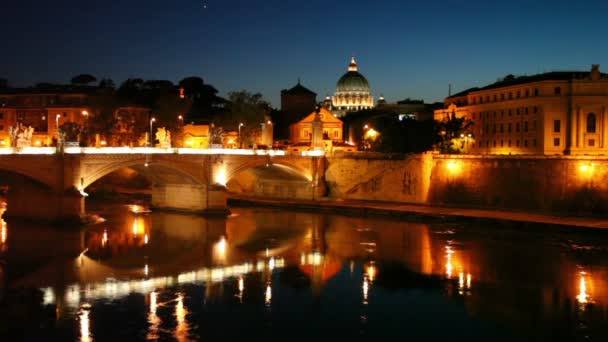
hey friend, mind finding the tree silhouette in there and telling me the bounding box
[70,74,97,85]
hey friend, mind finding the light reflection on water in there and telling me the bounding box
[1,204,608,340]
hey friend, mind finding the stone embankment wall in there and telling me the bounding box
[325,153,608,214]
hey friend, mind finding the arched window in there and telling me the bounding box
[587,113,597,133]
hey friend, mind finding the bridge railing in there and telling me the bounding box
[0,146,327,157]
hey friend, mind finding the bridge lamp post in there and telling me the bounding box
[149,117,156,147]
[238,122,244,149]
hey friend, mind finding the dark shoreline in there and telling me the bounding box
[228,196,608,234]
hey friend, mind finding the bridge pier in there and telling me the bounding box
[5,187,85,225]
[150,183,229,215]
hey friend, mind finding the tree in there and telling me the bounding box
[86,92,121,146]
[435,112,474,154]
[58,122,83,142]
[71,74,97,86]
[215,90,269,147]
[98,78,116,89]
[178,76,227,120]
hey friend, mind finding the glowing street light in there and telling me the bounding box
[178,115,183,125]
[238,122,244,149]
[149,117,156,147]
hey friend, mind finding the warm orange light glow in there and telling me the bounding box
[144,233,149,245]
[364,128,379,141]
[79,305,92,342]
[365,263,377,283]
[175,293,189,341]
[265,282,272,306]
[1,221,6,244]
[578,163,594,179]
[82,110,89,116]
[362,277,369,304]
[131,216,146,236]
[100,140,107,146]
[213,236,228,263]
[35,141,41,146]
[445,245,454,278]
[147,291,160,340]
[214,164,227,186]
[577,271,590,304]
[144,264,149,276]
[237,276,244,303]
[101,229,108,247]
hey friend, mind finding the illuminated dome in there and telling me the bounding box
[332,57,374,115]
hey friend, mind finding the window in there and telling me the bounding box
[587,113,597,133]
[500,124,504,133]
[533,106,538,114]
[0,125,3,131]
[525,89,529,97]
[554,120,561,133]
[508,109,512,116]
[533,139,537,147]
[486,123,489,132]
[554,87,561,95]
[524,121,528,132]
[516,108,520,115]
[334,130,339,138]
[500,140,504,147]
[534,88,539,96]
[524,139,528,147]
[493,95,497,101]
[533,120,537,129]
[554,138,560,146]
[524,107,528,115]
[501,94,505,100]
[303,129,309,138]
[509,92,513,99]
[0,112,3,120]
[517,91,521,98]
[486,95,489,102]
[493,124,497,133]
[516,122,520,132]
[508,140,511,147]
[508,123,512,132]
[501,110,504,117]
[589,139,596,147]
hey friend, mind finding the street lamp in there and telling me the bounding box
[178,115,183,125]
[238,122,244,149]
[149,117,156,147]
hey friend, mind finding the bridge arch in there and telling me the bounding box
[0,157,59,191]
[81,156,208,190]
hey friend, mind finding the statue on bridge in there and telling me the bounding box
[155,127,171,148]
[8,123,35,147]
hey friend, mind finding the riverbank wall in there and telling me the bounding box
[323,153,608,215]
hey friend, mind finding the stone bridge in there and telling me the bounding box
[0,147,326,223]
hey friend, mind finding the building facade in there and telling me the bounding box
[0,91,89,146]
[289,107,343,145]
[331,57,374,117]
[434,65,608,155]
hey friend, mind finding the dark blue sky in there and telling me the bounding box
[3,0,608,106]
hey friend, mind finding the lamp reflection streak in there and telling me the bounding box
[79,305,92,342]
[576,271,591,308]
[147,291,161,340]
[40,258,285,306]
[175,293,190,342]
[265,282,272,307]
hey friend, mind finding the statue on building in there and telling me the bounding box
[8,123,35,148]
[155,127,171,148]
[311,106,325,150]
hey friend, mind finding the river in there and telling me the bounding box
[1,201,608,341]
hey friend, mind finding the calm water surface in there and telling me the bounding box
[1,202,608,341]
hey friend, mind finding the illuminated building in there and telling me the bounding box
[434,65,608,155]
[182,123,210,148]
[331,57,374,117]
[289,107,343,147]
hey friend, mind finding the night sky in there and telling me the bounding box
[3,0,608,106]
